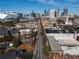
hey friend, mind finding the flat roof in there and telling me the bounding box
[47,36,63,52]
[57,39,79,46]
[62,46,79,55]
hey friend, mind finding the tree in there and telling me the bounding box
[0,49,5,55]
[4,21,16,27]
[4,35,14,42]
[0,21,3,25]
[0,37,4,42]
[53,23,57,27]
[31,31,36,37]
[68,17,74,23]
[57,19,65,25]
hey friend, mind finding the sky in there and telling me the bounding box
[0,0,79,15]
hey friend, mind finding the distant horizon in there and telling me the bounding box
[0,0,79,15]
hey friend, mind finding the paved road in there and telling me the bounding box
[34,20,44,59]
[32,20,47,59]
[38,21,44,59]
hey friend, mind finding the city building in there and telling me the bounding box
[48,9,55,18]
[0,11,19,21]
[55,9,60,17]
[62,8,68,16]
[48,36,64,59]
[47,33,79,59]
[20,16,34,22]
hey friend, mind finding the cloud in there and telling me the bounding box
[37,0,54,3]
[29,0,79,9]
[29,0,79,15]
[66,0,78,3]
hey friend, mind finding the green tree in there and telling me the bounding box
[0,49,5,55]
[4,21,16,27]
[31,31,36,37]
[0,21,3,25]
[57,19,65,24]
[4,35,14,42]
[0,37,4,42]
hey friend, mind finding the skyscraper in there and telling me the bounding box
[48,9,55,18]
[63,8,68,16]
[55,9,60,17]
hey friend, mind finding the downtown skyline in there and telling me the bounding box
[0,0,79,15]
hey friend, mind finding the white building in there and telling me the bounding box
[0,11,18,20]
[47,34,79,56]
[48,9,55,19]
[47,33,79,40]
[0,13,8,19]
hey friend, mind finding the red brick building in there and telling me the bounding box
[48,36,64,59]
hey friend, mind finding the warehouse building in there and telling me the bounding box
[47,36,64,59]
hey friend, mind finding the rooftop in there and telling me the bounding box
[57,39,79,46]
[47,36,63,52]
[62,46,79,55]
[0,13,18,20]
[0,13,7,19]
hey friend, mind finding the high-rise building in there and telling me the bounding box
[55,9,60,17]
[44,9,47,16]
[48,9,55,18]
[63,8,68,16]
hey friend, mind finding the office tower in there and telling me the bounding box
[48,9,55,18]
[44,9,47,16]
[55,9,60,17]
[63,8,68,16]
